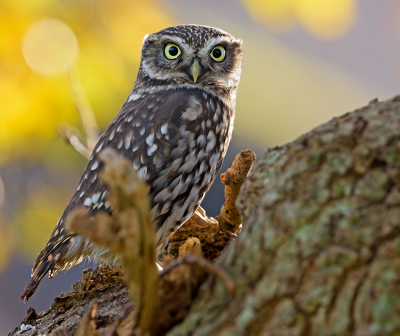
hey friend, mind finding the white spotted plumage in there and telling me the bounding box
[22,24,242,302]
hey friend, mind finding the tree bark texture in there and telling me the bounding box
[167,96,400,336]
[11,95,400,336]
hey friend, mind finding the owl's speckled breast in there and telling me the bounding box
[120,88,236,244]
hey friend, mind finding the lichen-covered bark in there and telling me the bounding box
[168,96,400,336]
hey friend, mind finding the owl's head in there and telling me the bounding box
[136,25,243,97]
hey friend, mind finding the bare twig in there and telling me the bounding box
[66,65,99,151]
[160,254,236,294]
[60,64,100,159]
[59,124,91,159]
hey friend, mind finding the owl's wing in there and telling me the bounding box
[22,88,226,301]
[84,88,224,242]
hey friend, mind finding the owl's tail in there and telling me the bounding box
[21,240,71,302]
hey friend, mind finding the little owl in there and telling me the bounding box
[22,24,243,301]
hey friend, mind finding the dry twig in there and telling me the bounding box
[218,149,256,232]
[66,65,99,151]
[60,65,100,159]
[58,124,92,159]
[66,148,157,336]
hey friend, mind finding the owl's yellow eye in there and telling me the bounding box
[210,45,225,62]
[164,43,181,59]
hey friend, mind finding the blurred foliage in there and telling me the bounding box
[240,0,356,39]
[233,27,372,146]
[0,0,172,164]
[15,188,70,260]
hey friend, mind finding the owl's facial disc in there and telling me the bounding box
[139,26,242,92]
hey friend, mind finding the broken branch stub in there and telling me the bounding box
[218,149,256,231]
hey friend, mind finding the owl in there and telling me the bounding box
[21,24,243,301]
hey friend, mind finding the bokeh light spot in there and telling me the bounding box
[22,18,78,75]
[295,0,356,39]
[240,0,296,32]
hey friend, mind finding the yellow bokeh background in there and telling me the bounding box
[0,0,172,164]
[240,0,356,39]
[0,0,377,275]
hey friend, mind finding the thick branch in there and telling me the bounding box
[168,96,400,336]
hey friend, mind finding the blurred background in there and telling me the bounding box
[1,0,400,333]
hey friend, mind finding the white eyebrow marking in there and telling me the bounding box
[199,36,233,56]
[160,36,195,55]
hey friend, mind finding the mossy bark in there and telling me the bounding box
[167,96,400,336]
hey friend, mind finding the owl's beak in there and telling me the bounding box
[189,59,201,83]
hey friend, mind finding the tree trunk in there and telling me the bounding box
[167,96,400,336]
[11,95,400,336]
